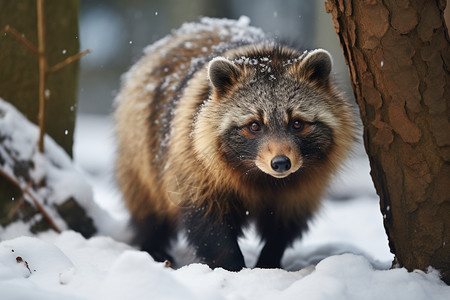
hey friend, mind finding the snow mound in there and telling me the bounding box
[0,232,448,300]
[0,98,119,238]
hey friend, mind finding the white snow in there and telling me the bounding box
[0,99,123,239]
[1,111,449,299]
[0,232,448,300]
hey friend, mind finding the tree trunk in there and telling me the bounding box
[0,0,80,157]
[325,0,450,283]
[0,1,85,234]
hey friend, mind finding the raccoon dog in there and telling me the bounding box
[115,17,355,271]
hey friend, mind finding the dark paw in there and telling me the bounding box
[219,261,245,272]
[205,256,245,272]
[255,256,281,269]
[147,249,174,265]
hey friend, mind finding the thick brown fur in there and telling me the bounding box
[115,17,355,270]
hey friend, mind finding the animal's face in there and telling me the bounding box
[205,49,338,180]
[215,78,334,179]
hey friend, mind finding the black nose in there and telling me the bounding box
[271,156,291,173]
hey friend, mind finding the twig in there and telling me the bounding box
[16,257,32,275]
[27,185,62,234]
[0,166,62,233]
[7,180,32,220]
[49,49,91,73]
[2,25,39,55]
[8,195,25,220]
[37,0,47,153]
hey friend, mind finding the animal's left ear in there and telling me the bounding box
[295,49,333,85]
[208,57,241,96]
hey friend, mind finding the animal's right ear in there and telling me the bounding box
[295,49,333,86]
[208,57,241,95]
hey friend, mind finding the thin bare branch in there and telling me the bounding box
[7,181,31,220]
[37,0,47,153]
[27,184,61,234]
[49,49,91,73]
[2,25,39,55]
[0,166,62,233]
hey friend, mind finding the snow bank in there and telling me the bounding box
[0,231,448,300]
[0,99,90,207]
[0,99,122,239]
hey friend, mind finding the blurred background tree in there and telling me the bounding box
[0,0,80,156]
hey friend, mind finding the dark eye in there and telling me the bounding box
[249,121,261,133]
[292,119,304,131]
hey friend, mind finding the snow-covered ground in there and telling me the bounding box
[1,114,449,299]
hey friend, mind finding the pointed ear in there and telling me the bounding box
[296,49,333,85]
[208,57,241,95]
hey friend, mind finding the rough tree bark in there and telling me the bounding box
[325,0,449,283]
